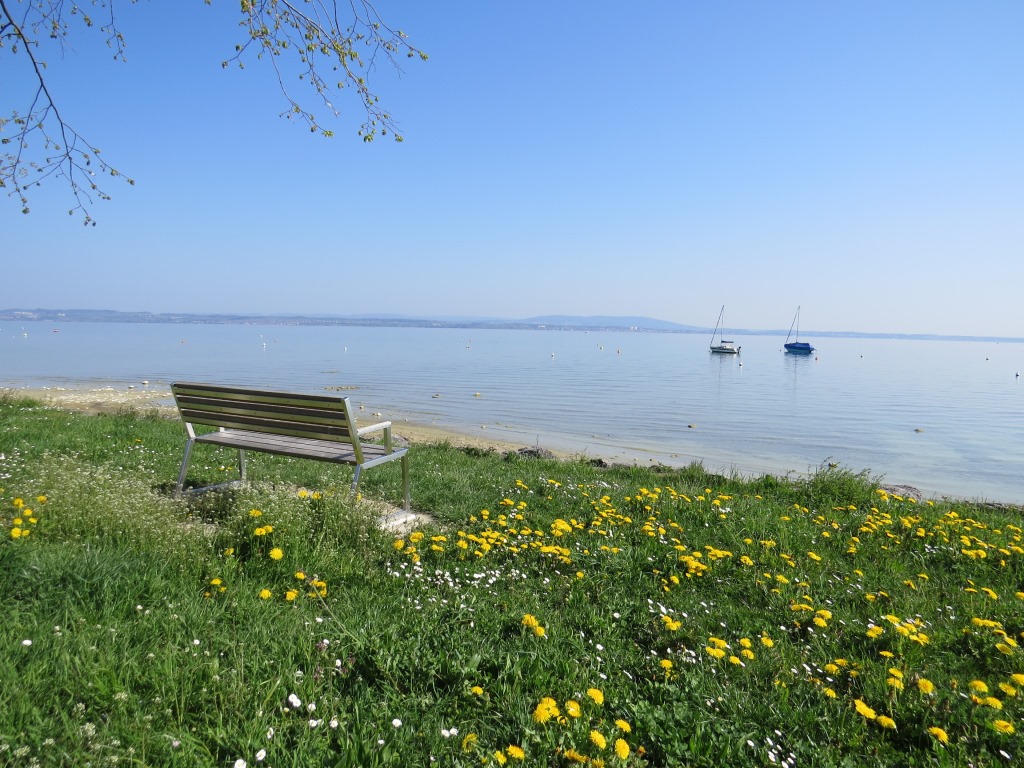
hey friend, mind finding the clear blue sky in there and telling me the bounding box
[5,1,1023,336]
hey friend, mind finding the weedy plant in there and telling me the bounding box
[1,394,1022,766]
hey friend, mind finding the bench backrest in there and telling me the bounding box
[171,382,358,444]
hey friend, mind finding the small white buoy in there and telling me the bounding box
[142,380,149,385]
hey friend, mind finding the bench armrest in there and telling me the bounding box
[357,421,394,452]
[356,421,392,437]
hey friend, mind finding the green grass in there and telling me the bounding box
[1,393,1022,766]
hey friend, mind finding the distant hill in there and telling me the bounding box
[1,308,701,332]
[2,308,1021,342]
[522,315,701,331]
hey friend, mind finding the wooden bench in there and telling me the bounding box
[171,382,410,510]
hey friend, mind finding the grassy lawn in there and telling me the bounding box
[1,392,1022,767]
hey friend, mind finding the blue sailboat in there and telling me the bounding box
[784,306,815,354]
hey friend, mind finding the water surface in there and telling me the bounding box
[3,322,1022,503]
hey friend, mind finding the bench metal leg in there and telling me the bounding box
[350,459,410,511]
[401,454,410,511]
[174,439,195,498]
[239,449,247,483]
[350,466,363,498]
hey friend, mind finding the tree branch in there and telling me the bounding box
[1,0,425,224]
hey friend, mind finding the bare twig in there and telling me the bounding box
[1,0,425,223]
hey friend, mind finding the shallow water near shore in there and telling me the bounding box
[3,321,1023,503]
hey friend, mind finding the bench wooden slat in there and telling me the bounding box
[195,430,393,462]
[172,382,349,410]
[178,410,353,442]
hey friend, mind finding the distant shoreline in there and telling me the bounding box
[4,309,1023,344]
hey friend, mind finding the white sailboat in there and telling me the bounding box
[709,306,740,354]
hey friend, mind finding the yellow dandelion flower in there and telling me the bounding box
[927,726,949,744]
[984,697,1003,710]
[209,578,222,586]
[565,700,581,718]
[705,646,726,660]
[522,614,539,628]
[614,739,630,759]
[918,678,936,695]
[494,750,507,765]
[249,509,262,517]
[993,720,1015,735]
[660,659,673,671]
[876,716,897,730]
[461,733,478,752]
[615,719,631,733]
[823,688,837,699]
[533,625,546,638]
[259,588,272,600]
[761,636,775,648]
[867,626,884,639]
[533,697,559,724]
[587,688,604,705]
[589,730,607,750]
[506,745,525,760]
[269,548,283,560]
[887,677,904,691]
[854,699,877,719]
[295,571,306,580]
[285,589,298,601]
[1012,674,1024,686]
[392,539,405,550]
[471,685,484,696]
[969,680,989,694]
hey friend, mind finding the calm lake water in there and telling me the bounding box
[3,321,1023,504]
